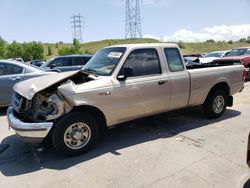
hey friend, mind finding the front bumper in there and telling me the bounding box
[7,107,53,144]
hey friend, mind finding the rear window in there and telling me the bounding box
[164,48,184,72]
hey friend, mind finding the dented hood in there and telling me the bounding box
[14,71,87,100]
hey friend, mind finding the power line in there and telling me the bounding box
[71,14,83,43]
[125,0,142,39]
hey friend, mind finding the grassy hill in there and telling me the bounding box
[43,38,250,59]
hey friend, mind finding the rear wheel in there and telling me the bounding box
[203,89,227,118]
[52,112,99,156]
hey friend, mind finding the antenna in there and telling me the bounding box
[125,0,142,39]
[71,14,83,43]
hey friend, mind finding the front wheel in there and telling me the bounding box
[52,112,99,156]
[203,89,227,118]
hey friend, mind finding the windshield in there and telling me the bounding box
[41,58,55,68]
[204,52,224,58]
[82,47,126,76]
[224,48,249,57]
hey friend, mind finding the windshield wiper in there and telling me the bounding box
[81,68,98,76]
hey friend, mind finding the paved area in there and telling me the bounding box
[0,83,250,188]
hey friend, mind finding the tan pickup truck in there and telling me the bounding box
[7,43,245,156]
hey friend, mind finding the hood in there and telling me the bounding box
[14,71,88,100]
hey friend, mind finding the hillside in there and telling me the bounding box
[43,38,250,59]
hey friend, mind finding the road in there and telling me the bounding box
[0,83,250,188]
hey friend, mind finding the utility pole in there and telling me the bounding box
[71,14,83,43]
[125,0,142,39]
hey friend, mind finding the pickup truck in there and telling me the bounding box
[7,43,245,156]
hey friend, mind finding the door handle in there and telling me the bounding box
[158,80,167,85]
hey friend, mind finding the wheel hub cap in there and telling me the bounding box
[213,95,225,114]
[64,122,91,150]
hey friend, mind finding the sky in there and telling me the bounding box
[0,0,249,43]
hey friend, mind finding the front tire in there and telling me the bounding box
[52,112,99,156]
[203,89,227,118]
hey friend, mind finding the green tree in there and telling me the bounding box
[0,36,6,59]
[239,38,247,43]
[58,39,82,55]
[228,40,233,44]
[247,36,250,43]
[6,41,23,58]
[206,39,215,43]
[47,45,52,56]
[22,41,44,61]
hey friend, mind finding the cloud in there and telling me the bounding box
[144,24,250,42]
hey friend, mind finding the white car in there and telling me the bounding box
[199,51,229,64]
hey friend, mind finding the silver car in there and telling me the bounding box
[0,60,53,107]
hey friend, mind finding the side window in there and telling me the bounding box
[12,65,23,74]
[122,49,161,77]
[74,57,88,66]
[51,58,72,67]
[164,48,184,72]
[0,63,12,76]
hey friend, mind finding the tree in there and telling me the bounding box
[206,39,215,43]
[22,41,44,61]
[6,41,23,58]
[239,38,247,43]
[47,45,52,56]
[58,39,82,55]
[247,36,250,44]
[0,36,6,59]
[228,40,233,44]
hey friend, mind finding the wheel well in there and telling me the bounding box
[72,105,107,130]
[205,82,230,103]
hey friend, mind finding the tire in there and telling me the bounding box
[52,111,99,156]
[203,89,227,118]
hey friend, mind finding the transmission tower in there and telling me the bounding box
[125,0,142,39]
[71,14,83,43]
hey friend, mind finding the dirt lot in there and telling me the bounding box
[0,83,250,188]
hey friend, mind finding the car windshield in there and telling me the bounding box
[204,52,224,58]
[225,48,249,57]
[82,47,126,76]
[41,58,56,68]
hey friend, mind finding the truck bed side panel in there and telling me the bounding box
[188,65,244,106]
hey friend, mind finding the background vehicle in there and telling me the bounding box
[31,60,45,67]
[0,60,54,107]
[8,43,245,156]
[7,58,24,63]
[199,50,229,64]
[41,54,93,72]
[224,47,250,57]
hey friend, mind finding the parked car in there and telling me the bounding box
[0,60,54,107]
[31,60,45,67]
[224,47,250,57]
[247,132,250,168]
[7,43,245,156]
[41,54,93,72]
[7,58,24,63]
[199,51,229,64]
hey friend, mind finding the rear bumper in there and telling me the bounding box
[7,107,53,144]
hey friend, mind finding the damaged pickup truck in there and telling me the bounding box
[7,43,245,156]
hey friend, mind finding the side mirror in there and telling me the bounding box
[117,67,133,81]
[49,63,56,69]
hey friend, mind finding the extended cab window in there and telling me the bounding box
[12,65,23,74]
[164,48,184,72]
[122,49,161,77]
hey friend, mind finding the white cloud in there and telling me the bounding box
[144,24,250,42]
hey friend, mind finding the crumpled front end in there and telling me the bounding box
[8,71,94,144]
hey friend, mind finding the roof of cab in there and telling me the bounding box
[106,43,179,49]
